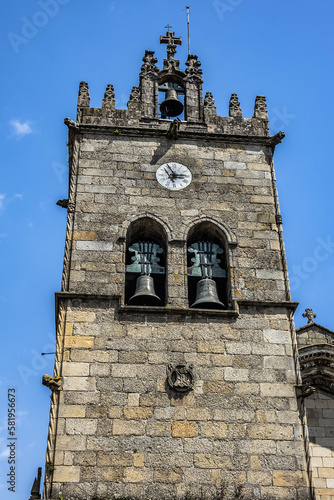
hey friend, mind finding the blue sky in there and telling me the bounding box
[1,1,334,498]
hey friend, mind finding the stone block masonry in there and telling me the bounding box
[46,297,310,500]
[42,31,311,500]
[44,132,310,499]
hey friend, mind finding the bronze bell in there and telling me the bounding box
[128,275,161,306]
[191,278,225,309]
[160,89,184,117]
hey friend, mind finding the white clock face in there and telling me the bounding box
[156,163,192,191]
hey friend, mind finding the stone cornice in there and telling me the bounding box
[64,118,284,150]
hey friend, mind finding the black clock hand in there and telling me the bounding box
[166,164,177,177]
[164,167,173,179]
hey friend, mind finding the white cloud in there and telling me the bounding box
[0,193,23,215]
[0,448,9,459]
[10,119,33,138]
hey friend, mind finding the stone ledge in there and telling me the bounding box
[238,300,299,312]
[118,305,239,318]
[55,293,298,317]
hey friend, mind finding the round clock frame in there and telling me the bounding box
[156,162,192,191]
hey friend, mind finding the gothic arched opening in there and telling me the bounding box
[125,217,167,306]
[187,222,229,309]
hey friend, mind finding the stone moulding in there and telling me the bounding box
[63,117,285,151]
[237,299,299,312]
[54,292,299,320]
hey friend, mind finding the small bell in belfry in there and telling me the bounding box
[160,87,184,118]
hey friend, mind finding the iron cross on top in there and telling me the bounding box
[160,27,182,47]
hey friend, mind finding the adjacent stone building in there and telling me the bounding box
[296,308,334,500]
[39,30,323,499]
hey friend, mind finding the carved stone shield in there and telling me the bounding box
[167,363,195,392]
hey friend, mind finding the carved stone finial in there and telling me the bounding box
[129,86,140,102]
[42,374,62,393]
[253,95,268,120]
[302,308,317,324]
[204,92,216,109]
[185,54,203,82]
[229,93,243,118]
[140,50,159,77]
[77,81,90,108]
[203,92,217,123]
[102,84,115,109]
[127,86,141,114]
[29,467,42,500]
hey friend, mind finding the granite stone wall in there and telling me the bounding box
[304,392,334,500]
[43,128,310,499]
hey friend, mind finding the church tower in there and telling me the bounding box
[42,30,311,499]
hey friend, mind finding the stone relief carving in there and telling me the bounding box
[166,118,181,139]
[167,363,195,392]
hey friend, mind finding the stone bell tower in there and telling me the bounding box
[42,29,311,500]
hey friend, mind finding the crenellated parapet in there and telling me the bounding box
[74,31,272,138]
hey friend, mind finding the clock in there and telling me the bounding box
[156,162,192,191]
